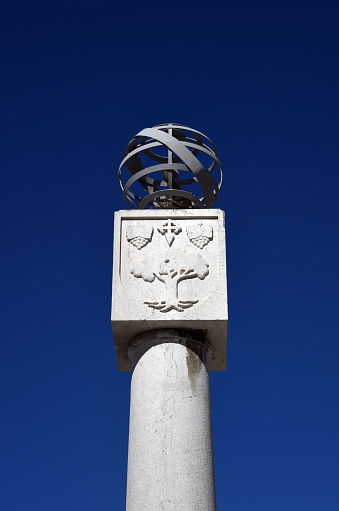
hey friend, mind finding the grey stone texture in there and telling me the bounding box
[126,330,216,511]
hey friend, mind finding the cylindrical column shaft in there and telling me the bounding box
[126,329,216,511]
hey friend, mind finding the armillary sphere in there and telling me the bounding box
[118,123,223,209]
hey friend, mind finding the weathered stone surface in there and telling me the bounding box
[126,331,216,511]
[111,209,228,371]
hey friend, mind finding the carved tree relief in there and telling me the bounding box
[130,250,209,313]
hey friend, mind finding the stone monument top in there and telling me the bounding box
[112,123,228,510]
[118,123,223,210]
[112,123,228,372]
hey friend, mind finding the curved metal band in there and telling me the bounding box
[156,123,218,152]
[122,165,219,209]
[120,150,220,206]
[122,163,188,206]
[138,139,221,174]
[120,134,222,180]
[117,123,223,210]
[137,128,216,207]
[119,141,160,178]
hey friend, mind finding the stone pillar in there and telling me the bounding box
[126,330,216,511]
[111,209,228,510]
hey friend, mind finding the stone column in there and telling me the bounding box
[126,330,216,511]
[111,209,228,510]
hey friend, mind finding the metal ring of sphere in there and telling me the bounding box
[118,123,223,209]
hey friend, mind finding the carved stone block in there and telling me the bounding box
[111,209,228,371]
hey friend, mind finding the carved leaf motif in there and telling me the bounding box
[190,236,210,249]
[129,237,149,250]
[186,223,213,249]
[130,262,155,283]
[126,225,153,250]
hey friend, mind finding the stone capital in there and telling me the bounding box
[111,209,228,371]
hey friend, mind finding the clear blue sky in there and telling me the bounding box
[1,1,338,510]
